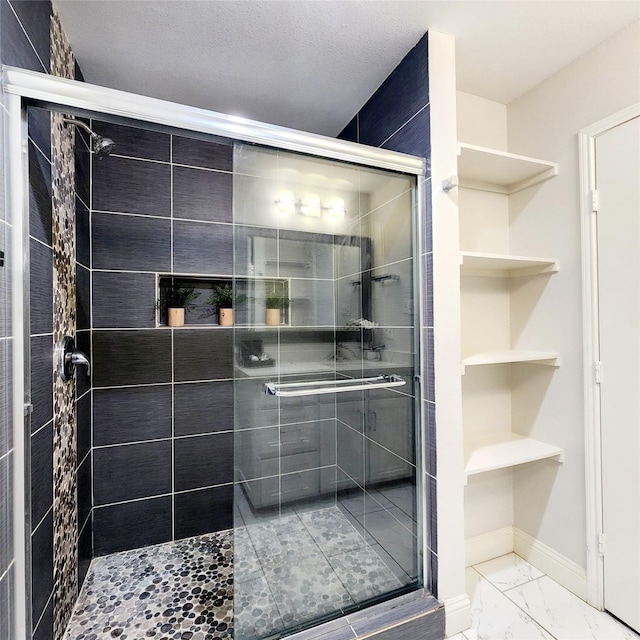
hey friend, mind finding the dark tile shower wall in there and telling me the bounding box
[90,122,236,555]
[1,1,89,637]
[338,33,436,594]
[2,1,54,638]
[75,127,91,592]
[1,3,51,631]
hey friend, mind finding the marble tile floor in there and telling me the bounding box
[449,553,640,640]
[64,505,409,640]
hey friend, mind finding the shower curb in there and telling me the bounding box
[286,589,445,640]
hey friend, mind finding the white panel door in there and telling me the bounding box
[596,115,640,633]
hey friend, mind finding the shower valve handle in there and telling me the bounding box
[58,335,91,381]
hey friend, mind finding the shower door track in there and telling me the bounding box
[3,64,427,640]
[3,67,425,175]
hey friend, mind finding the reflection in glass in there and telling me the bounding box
[233,145,420,639]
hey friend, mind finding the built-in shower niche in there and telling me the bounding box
[156,275,218,326]
[155,274,290,327]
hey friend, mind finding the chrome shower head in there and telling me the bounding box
[62,117,116,158]
[92,134,116,158]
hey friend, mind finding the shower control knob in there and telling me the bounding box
[57,335,91,381]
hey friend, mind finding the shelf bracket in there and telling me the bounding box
[442,175,459,192]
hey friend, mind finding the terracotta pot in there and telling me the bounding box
[265,308,281,326]
[167,307,185,327]
[219,308,234,326]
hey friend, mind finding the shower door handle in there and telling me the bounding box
[264,374,405,397]
[58,335,91,381]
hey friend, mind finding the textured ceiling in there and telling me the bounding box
[54,0,639,136]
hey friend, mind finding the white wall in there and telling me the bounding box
[507,21,640,570]
[429,31,471,637]
[457,91,507,151]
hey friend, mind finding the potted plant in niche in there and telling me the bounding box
[208,283,246,327]
[157,283,200,328]
[265,282,290,326]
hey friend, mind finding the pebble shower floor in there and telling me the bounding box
[63,532,234,640]
[63,505,406,640]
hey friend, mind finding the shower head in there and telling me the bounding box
[62,117,116,158]
[92,135,116,158]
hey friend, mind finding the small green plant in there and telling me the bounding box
[265,294,291,309]
[156,283,200,311]
[265,281,290,309]
[207,283,247,309]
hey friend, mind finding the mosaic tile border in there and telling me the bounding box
[51,8,78,639]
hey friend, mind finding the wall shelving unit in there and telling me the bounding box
[464,433,564,483]
[461,349,560,372]
[460,252,558,278]
[455,143,558,194]
[457,144,563,484]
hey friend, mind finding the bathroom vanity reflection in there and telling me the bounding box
[234,229,372,329]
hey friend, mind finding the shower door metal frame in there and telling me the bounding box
[2,64,428,640]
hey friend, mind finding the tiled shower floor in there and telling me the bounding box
[63,532,234,640]
[64,506,405,640]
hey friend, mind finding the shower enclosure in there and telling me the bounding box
[231,146,422,638]
[5,67,427,640]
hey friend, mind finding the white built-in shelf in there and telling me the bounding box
[460,252,559,277]
[461,350,560,373]
[464,433,564,482]
[456,143,558,195]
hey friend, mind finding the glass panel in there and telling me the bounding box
[0,206,14,639]
[233,144,421,639]
[11,101,424,640]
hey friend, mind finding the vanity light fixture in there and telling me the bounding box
[325,197,346,219]
[275,192,346,219]
[300,194,322,217]
[275,190,296,216]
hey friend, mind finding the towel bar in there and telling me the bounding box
[264,374,406,397]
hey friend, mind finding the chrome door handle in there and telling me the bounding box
[264,374,405,397]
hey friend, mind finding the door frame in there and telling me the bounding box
[579,103,640,610]
[3,65,427,640]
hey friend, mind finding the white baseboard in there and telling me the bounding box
[465,526,514,567]
[463,526,587,601]
[443,593,471,638]
[514,527,587,600]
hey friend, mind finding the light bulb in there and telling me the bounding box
[326,197,346,218]
[276,190,295,216]
[300,194,321,217]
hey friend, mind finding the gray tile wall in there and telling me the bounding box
[75,115,93,592]
[1,1,53,637]
[333,176,420,586]
[1,2,89,637]
[338,32,436,595]
[89,121,237,555]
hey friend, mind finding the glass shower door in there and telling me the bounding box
[232,144,421,639]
